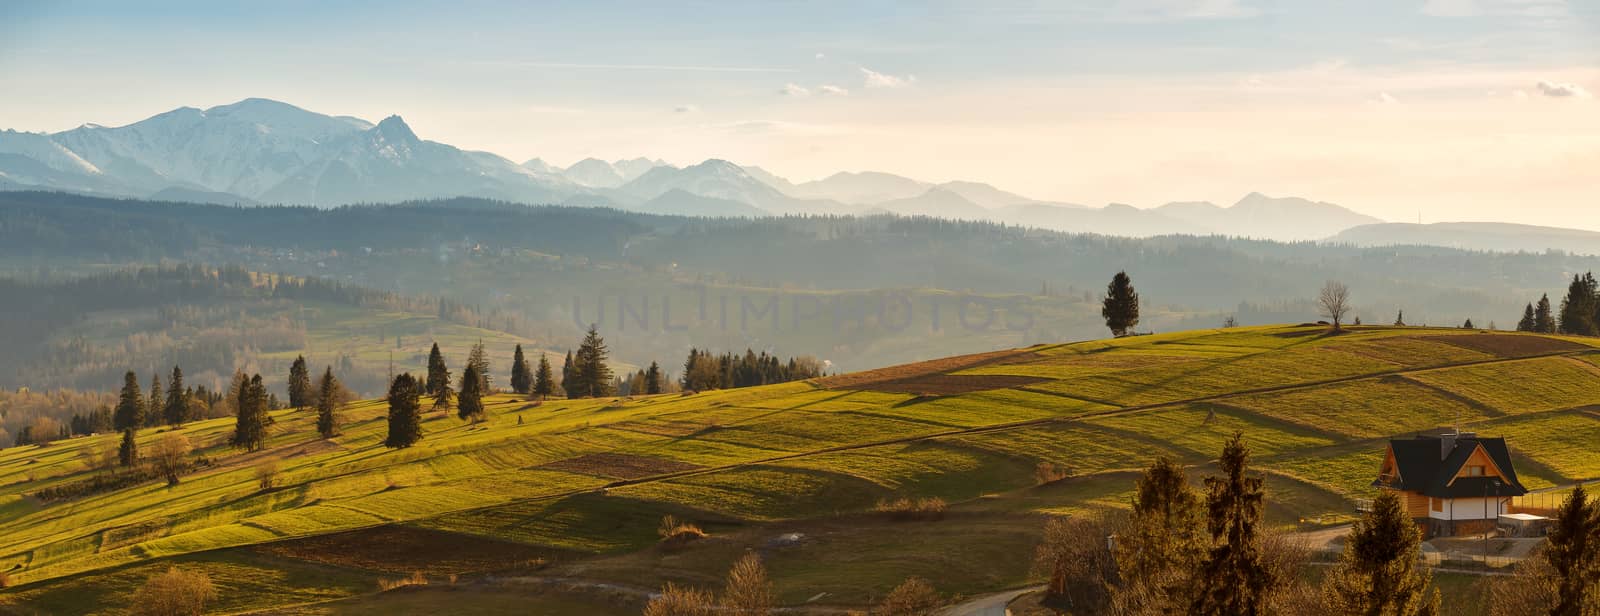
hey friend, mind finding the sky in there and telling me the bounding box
[1,0,1597,226]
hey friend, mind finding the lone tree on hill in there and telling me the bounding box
[384,373,423,448]
[645,361,664,395]
[1116,456,1207,611]
[458,364,486,424]
[1535,293,1557,333]
[425,343,450,396]
[1394,310,1406,326]
[533,355,555,397]
[466,340,492,393]
[114,370,145,431]
[1463,318,1475,329]
[315,367,343,438]
[1101,271,1141,337]
[150,433,192,487]
[1519,303,1539,332]
[1191,432,1273,616]
[510,344,533,395]
[1322,490,1439,615]
[573,325,614,398]
[163,366,188,426]
[130,566,217,616]
[287,355,312,408]
[230,374,270,452]
[1317,280,1352,330]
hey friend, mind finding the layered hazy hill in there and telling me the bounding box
[1332,222,1600,256]
[2,97,1400,242]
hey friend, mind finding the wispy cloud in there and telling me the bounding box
[475,60,795,73]
[674,104,700,113]
[1420,0,1568,18]
[781,83,810,96]
[1093,0,1262,22]
[819,84,849,96]
[1536,80,1591,98]
[1373,92,1399,104]
[862,67,915,89]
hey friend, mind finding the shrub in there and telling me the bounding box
[129,567,216,616]
[877,577,942,616]
[643,582,715,616]
[254,460,279,491]
[721,552,773,616]
[658,515,707,548]
[378,571,428,591]
[875,497,947,521]
[1034,461,1071,485]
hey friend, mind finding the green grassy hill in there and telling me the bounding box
[5,325,1600,613]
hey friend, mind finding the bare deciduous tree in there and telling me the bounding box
[149,433,192,486]
[1317,281,1351,330]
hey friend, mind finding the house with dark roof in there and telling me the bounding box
[1372,431,1529,537]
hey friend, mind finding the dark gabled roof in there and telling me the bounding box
[1372,434,1528,498]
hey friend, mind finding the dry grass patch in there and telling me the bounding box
[1422,333,1588,358]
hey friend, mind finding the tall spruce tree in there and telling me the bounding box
[510,344,533,394]
[574,325,613,398]
[287,355,313,408]
[1545,484,1600,616]
[146,374,163,428]
[315,367,342,438]
[458,364,485,423]
[114,370,144,431]
[1192,432,1273,616]
[164,366,188,426]
[1559,273,1598,335]
[1519,303,1539,332]
[1101,271,1140,337]
[1395,310,1406,326]
[384,373,423,448]
[1463,318,1475,329]
[229,374,270,452]
[467,340,491,393]
[1115,456,1207,611]
[425,342,450,396]
[645,361,663,395]
[534,355,555,397]
[1322,490,1440,615]
[1536,293,1558,334]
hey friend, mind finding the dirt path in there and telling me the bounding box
[937,586,1044,616]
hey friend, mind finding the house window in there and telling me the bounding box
[1466,465,1485,477]
[1431,497,1443,512]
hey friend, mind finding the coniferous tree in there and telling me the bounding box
[230,374,270,452]
[114,370,145,431]
[287,355,312,408]
[645,361,663,395]
[146,373,163,428]
[425,342,449,396]
[315,367,342,438]
[1519,303,1539,332]
[1545,484,1600,615]
[1101,271,1140,337]
[1115,456,1207,611]
[573,325,613,398]
[1559,273,1598,335]
[1463,318,1475,329]
[384,373,423,448]
[562,350,580,399]
[510,344,533,395]
[533,355,555,397]
[1192,432,1273,616]
[1322,490,1440,615]
[431,370,456,411]
[1394,310,1406,326]
[118,428,139,467]
[458,364,485,424]
[164,365,188,426]
[1536,293,1557,333]
[467,340,492,393]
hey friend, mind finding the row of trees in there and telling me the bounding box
[1516,272,1600,336]
[679,348,825,392]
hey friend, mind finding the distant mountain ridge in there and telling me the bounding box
[1331,222,1600,256]
[0,97,1408,242]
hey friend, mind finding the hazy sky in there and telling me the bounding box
[2,1,1596,226]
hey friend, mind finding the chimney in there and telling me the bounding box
[1439,430,1457,460]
